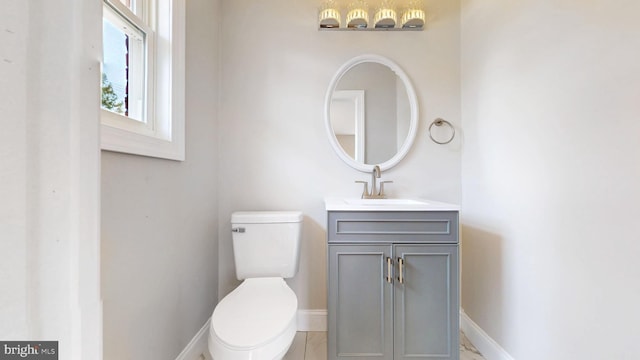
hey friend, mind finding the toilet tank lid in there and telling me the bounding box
[231,211,303,223]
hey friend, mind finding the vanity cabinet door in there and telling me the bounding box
[393,245,459,360]
[328,244,393,360]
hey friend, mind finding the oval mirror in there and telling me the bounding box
[324,54,418,172]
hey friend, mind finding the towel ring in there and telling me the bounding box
[428,118,455,145]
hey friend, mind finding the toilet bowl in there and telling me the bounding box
[208,211,303,360]
[208,278,297,360]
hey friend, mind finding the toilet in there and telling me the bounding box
[208,211,303,360]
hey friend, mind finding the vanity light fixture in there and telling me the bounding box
[319,0,341,29]
[346,0,369,29]
[401,0,425,29]
[374,0,397,29]
[318,0,425,31]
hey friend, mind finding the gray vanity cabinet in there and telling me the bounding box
[328,244,394,360]
[393,244,458,360]
[327,211,459,360]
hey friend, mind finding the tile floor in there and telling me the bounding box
[283,331,486,360]
[459,331,486,360]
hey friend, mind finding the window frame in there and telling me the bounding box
[102,1,154,133]
[100,0,185,161]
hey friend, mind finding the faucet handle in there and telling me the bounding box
[355,181,369,199]
[378,181,393,197]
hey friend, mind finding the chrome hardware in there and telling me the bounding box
[370,165,381,198]
[356,165,392,199]
[386,257,393,283]
[231,227,245,233]
[355,181,369,199]
[379,181,393,198]
[397,257,404,284]
[428,118,455,145]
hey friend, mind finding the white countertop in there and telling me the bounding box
[324,197,460,211]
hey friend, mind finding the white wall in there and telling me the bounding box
[101,0,220,358]
[1,0,30,340]
[461,1,640,359]
[6,2,640,358]
[0,1,102,358]
[218,0,462,313]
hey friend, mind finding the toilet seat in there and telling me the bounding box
[209,277,297,360]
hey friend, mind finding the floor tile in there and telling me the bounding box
[460,331,485,360]
[283,332,307,360]
[282,330,486,360]
[304,332,327,360]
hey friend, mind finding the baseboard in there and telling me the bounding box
[460,309,514,360]
[297,309,327,332]
[175,317,211,360]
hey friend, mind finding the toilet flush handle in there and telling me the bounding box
[231,227,245,233]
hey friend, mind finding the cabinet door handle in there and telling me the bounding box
[386,257,393,283]
[397,257,404,284]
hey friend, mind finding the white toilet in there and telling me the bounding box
[208,211,303,360]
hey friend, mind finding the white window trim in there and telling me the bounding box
[101,0,185,161]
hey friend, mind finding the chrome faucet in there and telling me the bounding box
[370,165,381,198]
[355,165,393,199]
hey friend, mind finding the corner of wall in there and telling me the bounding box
[175,318,212,360]
[460,309,514,360]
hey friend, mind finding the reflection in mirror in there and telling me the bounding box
[325,55,418,172]
[330,90,365,162]
[331,62,411,165]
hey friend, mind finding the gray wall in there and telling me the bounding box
[461,0,640,359]
[101,0,220,358]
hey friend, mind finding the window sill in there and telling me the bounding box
[101,123,185,161]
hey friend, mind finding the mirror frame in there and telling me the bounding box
[324,54,419,172]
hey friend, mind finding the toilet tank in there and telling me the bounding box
[231,211,303,280]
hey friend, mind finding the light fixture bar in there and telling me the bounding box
[318,0,425,31]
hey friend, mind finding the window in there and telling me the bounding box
[101,0,185,161]
[102,0,152,129]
